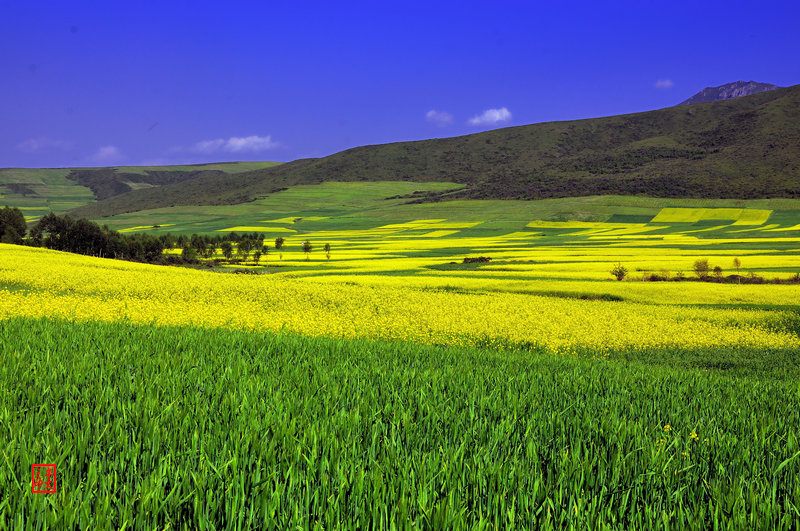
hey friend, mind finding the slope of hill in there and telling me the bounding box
[64,161,279,201]
[0,162,281,218]
[67,84,800,219]
[679,80,779,105]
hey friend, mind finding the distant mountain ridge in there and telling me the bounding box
[679,81,779,105]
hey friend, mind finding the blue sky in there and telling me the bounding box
[2,1,799,168]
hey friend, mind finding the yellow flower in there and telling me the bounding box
[664,425,672,433]
[690,431,698,441]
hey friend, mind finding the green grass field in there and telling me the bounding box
[0,168,94,220]
[93,181,800,236]
[3,318,799,529]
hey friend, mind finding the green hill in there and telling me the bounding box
[14,84,800,220]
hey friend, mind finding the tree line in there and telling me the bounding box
[1,208,331,266]
[610,258,800,284]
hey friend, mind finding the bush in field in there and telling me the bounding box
[644,271,671,282]
[610,262,628,281]
[746,271,764,284]
[275,237,284,260]
[324,242,331,260]
[693,259,710,280]
[713,266,724,282]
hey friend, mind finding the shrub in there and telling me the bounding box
[693,259,710,280]
[610,263,628,281]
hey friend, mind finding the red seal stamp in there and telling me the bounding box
[31,464,57,493]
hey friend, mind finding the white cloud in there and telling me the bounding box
[16,137,72,153]
[86,145,124,165]
[654,79,675,89]
[190,135,279,154]
[192,139,226,153]
[467,107,512,126]
[425,109,453,127]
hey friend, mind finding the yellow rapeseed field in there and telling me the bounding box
[1,244,798,355]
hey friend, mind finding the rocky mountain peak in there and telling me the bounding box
[679,80,779,105]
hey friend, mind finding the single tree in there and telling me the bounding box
[181,245,198,262]
[275,237,285,260]
[610,262,628,281]
[733,257,741,284]
[693,258,710,280]
[1,226,21,244]
[191,234,206,256]
[324,242,331,260]
[713,265,724,282]
[220,241,233,261]
[301,240,313,261]
[238,238,253,262]
[0,206,27,244]
[261,244,269,266]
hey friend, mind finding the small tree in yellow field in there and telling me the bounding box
[693,258,710,280]
[301,240,313,261]
[324,242,331,260]
[610,262,627,281]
